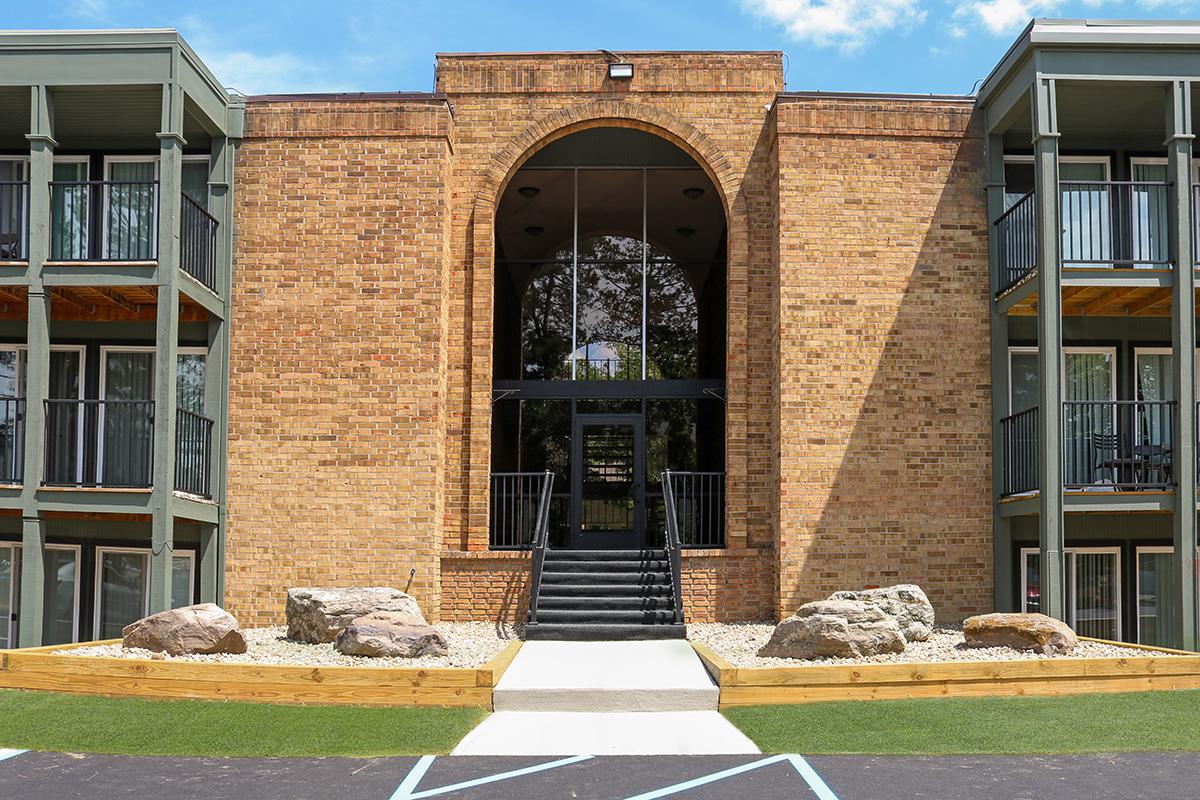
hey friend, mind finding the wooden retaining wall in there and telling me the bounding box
[0,640,522,708]
[691,639,1200,707]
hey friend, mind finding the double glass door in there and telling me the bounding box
[570,414,644,549]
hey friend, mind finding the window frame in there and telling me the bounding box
[1019,545,1123,640]
[1135,545,1173,645]
[93,546,195,637]
[1007,345,1119,415]
[0,343,87,485]
[101,155,159,262]
[0,541,82,646]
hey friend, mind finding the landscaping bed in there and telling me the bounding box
[689,623,1182,668]
[58,622,522,669]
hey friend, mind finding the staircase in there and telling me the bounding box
[525,549,686,640]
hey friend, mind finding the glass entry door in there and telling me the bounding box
[570,414,644,549]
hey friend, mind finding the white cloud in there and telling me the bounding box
[742,0,928,51]
[953,0,1200,37]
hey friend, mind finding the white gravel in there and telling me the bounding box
[688,623,1183,668]
[56,622,523,669]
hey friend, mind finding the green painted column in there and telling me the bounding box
[207,134,233,607]
[17,85,55,647]
[197,522,219,604]
[1033,77,1066,623]
[149,80,184,615]
[987,131,1015,612]
[1167,79,1198,651]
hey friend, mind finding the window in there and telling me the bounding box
[0,344,86,486]
[0,542,81,648]
[1136,546,1174,646]
[1021,546,1122,640]
[181,156,210,209]
[50,157,89,260]
[103,157,158,260]
[94,547,194,640]
[98,347,156,487]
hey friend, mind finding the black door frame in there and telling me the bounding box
[569,412,645,550]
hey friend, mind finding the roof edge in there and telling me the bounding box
[245,91,448,103]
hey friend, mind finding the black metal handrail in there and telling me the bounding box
[662,470,725,548]
[0,397,24,484]
[661,471,686,625]
[994,189,1036,293]
[1060,181,1171,267]
[526,470,555,625]
[1000,406,1038,497]
[1062,400,1176,490]
[49,180,159,261]
[175,407,214,498]
[43,398,154,488]
[489,471,557,549]
[180,193,218,292]
[0,182,29,261]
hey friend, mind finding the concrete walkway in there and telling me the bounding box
[452,640,759,755]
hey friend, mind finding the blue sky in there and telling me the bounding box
[8,0,1200,96]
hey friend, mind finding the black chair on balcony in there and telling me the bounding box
[1093,433,1129,489]
[1133,443,1172,488]
[0,233,19,259]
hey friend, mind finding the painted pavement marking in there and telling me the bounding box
[0,749,27,764]
[391,754,593,799]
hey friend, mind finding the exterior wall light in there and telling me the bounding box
[675,227,695,238]
[524,226,544,236]
[682,187,705,199]
[608,63,634,80]
[517,186,540,198]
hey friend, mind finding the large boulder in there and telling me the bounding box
[963,612,1078,655]
[828,584,935,642]
[286,587,426,644]
[334,611,449,658]
[121,603,247,656]
[759,599,906,660]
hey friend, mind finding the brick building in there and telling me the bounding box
[2,19,1199,648]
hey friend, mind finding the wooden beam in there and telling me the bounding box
[1061,286,1087,303]
[50,287,92,312]
[1080,286,1139,315]
[0,288,24,304]
[1126,288,1173,316]
[94,287,139,314]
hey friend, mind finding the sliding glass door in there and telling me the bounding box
[1021,546,1122,641]
[104,158,157,260]
[95,548,193,639]
[0,543,80,647]
[100,348,155,487]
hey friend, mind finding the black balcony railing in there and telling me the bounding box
[0,397,24,484]
[995,189,1036,293]
[175,408,214,498]
[490,471,557,549]
[1000,406,1039,497]
[49,180,158,261]
[1060,181,1171,268]
[1062,400,1175,490]
[180,193,218,292]
[43,399,154,488]
[0,182,29,261]
[662,470,725,548]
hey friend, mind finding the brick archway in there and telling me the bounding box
[460,100,752,553]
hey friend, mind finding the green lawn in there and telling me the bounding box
[0,690,486,757]
[724,690,1200,755]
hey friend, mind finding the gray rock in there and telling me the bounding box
[286,587,426,643]
[122,603,247,656]
[334,611,449,658]
[829,584,935,642]
[963,612,1078,655]
[758,599,906,660]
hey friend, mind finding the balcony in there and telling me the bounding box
[1000,400,1176,497]
[995,181,1172,296]
[0,181,28,261]
[49,180,159,262]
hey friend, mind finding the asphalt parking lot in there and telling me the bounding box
[2,749,1199,799]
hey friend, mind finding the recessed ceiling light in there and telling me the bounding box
[517,186,540,198]
[524,226,544,236]
[675,227,695,238]
[682,187,705,199]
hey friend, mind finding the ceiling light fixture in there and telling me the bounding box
[517,186,540,198]
[675,227,695,238]
[682,187,705,199]
[524,226,544,236]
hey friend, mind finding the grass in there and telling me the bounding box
[0,690,486,757]
[724,690,1200,755]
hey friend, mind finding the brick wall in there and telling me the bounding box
[773,96,993,623]
[226,99,454,625]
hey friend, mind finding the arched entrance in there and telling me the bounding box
[490,127,727,550]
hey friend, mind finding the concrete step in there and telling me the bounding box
[537,596,675,611]
[537,609,677,625]
[542,559,670,573]
[538,583,674,598]
[524,622,687,641]
[492,640,717,711]
[541,571,671,586]
[545,549,668,561]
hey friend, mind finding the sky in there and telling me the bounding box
[7,0,1200,96]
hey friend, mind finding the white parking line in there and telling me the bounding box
[391,754,593,799]
[0,749,27,763]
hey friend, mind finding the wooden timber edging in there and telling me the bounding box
[0,639,523,708]
[690,638,1200,708]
